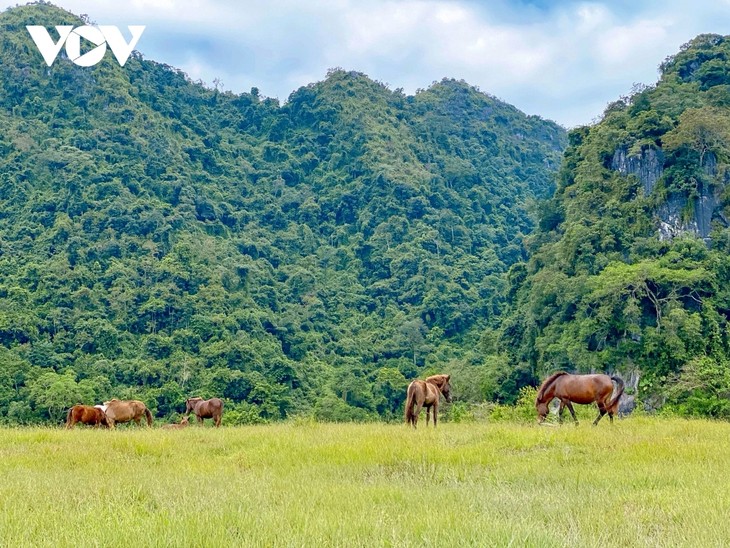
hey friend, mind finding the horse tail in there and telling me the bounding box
[607,376,625,410]
[144,407,153,427]
[404,383,416,425]
[65,407,73,428]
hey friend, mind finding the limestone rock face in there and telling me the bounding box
[612,147,728,241]
[611,146,664,196]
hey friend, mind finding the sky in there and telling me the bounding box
[8,0,730,127]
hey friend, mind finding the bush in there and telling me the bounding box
[446,401,476,423]
[223,402,268,425]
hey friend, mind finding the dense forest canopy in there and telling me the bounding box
[0,3,567,423]
[503,33,730,418]
[3,4,727,424]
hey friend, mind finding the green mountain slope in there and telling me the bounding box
[504,34,730,417]
[0,3,566,423]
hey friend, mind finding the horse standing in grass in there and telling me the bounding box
[535,372,624,426]
[65,405,108,429]
[103,399,153,428]
[185,397,223,427]
[404,374,452,429]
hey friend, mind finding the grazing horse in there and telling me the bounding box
[185,397,223,427]
[103,399,153,428]
[535,372,625,426]
[162,416,189,430]
[404,374,452,429]
[65,405,108,429]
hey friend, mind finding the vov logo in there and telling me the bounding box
[26,25,145,67]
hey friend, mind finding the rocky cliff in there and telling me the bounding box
[612,147,728,241]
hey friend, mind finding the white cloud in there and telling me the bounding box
[596,20,670,67]
[128,0,176,11]
[574,3,612,33]
[5,0,730,127]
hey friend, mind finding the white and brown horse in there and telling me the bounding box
[65,404,108,428]
[103,399,153,428]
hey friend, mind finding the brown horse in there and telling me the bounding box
[65,405,108,429]
[162,416,189,430]
[185,397,223,427]
[535,372,625,426]
[103,399,153,428]
[404,374,452,429]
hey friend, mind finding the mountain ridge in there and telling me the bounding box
[0,3,567,423]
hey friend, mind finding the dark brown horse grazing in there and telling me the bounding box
[185,397,223,427]
[535,372,625,426]
[404,374,452,429]
[65,405,108,428]
[103,399,153,428]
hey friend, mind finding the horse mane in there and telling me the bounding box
[536,371,569,401]
[425,374,448,386]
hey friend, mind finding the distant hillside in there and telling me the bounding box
[504,34,730,417]
[0,3,566,423]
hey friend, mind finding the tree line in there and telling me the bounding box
[0,3,566,424]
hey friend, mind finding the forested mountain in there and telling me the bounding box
[0,3,566,423]
[504,34,730,417]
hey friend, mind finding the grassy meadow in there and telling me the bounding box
[0,417,729,547]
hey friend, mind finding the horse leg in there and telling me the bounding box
[433,402,438,428]
[196,415,204,426]
[593,409,606,426]
[413,402,423,429]
[410,403,418,428]
[558,401,566,423]
[566,402,579,425]
[426,406,431,427]
[593,403,607,426]
[215,414,221,428]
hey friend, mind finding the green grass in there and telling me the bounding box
[0,417,729,547]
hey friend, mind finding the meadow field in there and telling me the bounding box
[0,417,729,547]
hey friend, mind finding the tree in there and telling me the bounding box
[663,106,730,165]
[28,370,94,422]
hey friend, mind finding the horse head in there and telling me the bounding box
[535,400,549,423]
[534,372,568,424]
[427,374,452,402]
[441,375,453,403]
[185,397,202,414]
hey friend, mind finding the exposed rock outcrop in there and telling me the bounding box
[611,146,664,196]
[612,147,728,241]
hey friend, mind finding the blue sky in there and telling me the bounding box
[8,0,730,127]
